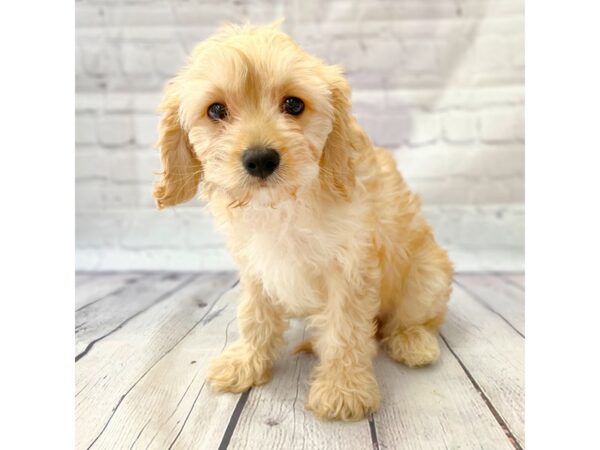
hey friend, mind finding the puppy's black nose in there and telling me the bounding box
[242,146,280,179]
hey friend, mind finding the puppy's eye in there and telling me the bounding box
[282,97,305,116]
[207,103,228,121]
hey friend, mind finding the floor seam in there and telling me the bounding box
[82,276,238,449]
[75,274,197,362]
[440,334,523,450]
[454,279,525,338]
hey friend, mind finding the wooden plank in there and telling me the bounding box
[75,272,196,358]
[146,285,245,449]
[75,272,524,449]
[501,274,525,290]
[227,320,374,450]
[375,339,514,449]
[455,274,525,336]
[75,272,238,450]
[75,272,146,310]
[442,283,525,448]
[82,284,242,450]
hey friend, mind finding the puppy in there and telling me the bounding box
[153,23,453,421]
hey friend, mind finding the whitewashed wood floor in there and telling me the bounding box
[75,272,524,450]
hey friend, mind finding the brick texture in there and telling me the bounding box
[75,0,524,271]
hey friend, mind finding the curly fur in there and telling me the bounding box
[153,22,454,421]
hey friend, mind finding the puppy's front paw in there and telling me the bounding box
[306,365,380,421]
[206,342,271,393]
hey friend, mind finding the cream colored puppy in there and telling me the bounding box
[153,23,453,421]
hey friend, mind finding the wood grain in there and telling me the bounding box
[443,283,525,448]
[75,272,145,310]
[90,284,243,450]
[75,272,195,358]
[74,273,525,450]
[148,286,244,450]
[227,320,375,450]
[375,337,514,449]
[75,272,237,449]
[455,274,525,336]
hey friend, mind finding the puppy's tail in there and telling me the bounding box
[291,339,313,355]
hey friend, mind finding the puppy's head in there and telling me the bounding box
[153,23,355,209]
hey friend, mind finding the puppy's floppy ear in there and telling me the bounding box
[319,67,356,201]
[153,79,202,209]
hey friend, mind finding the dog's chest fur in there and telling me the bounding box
[226,198,370,317]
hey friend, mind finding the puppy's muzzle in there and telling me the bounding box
[242,146,280,179]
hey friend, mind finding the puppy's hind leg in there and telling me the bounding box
[380,320,444,368]
[380,239,453,368]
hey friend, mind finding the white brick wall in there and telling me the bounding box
[75,0,525,272]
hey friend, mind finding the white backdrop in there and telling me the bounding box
[75,0,524,272]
